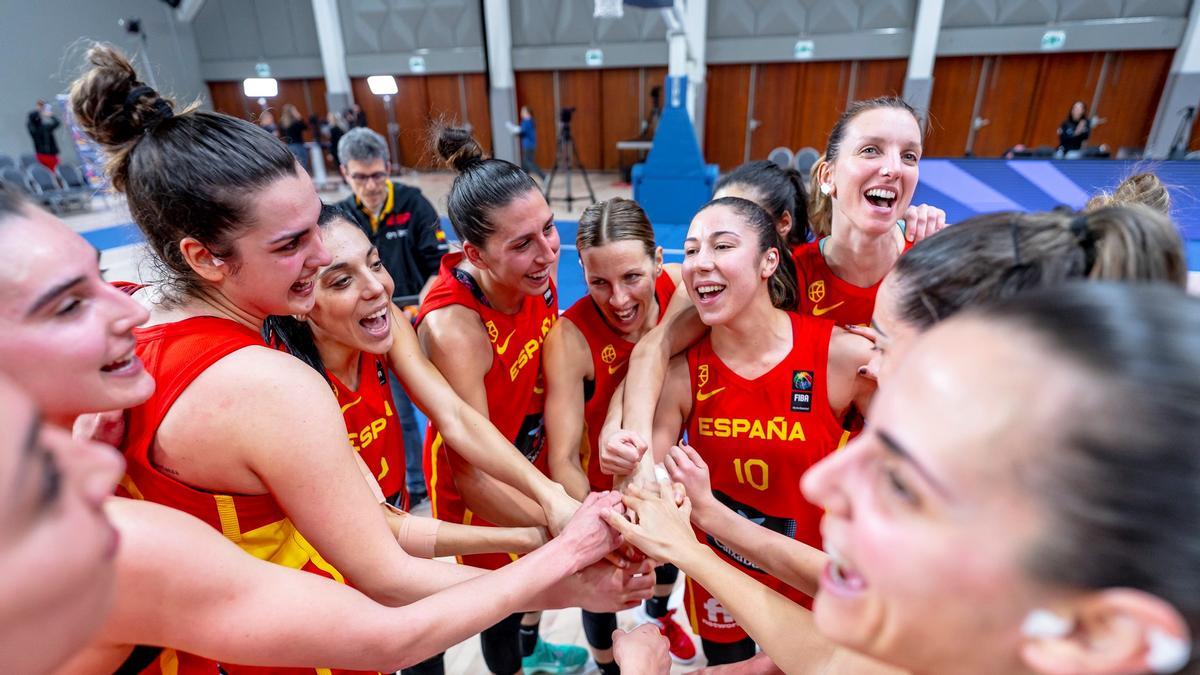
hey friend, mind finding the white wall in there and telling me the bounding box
[0,0,205,164]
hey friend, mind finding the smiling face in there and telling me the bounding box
[0,377,125,674]
[470,188,559,296]
[824,107,922,237]
[0,207,155,422]
[682,204,776,327]
[218,172,331,318]
[801,317,1081,673]
[580,239,661,337]
[308,219,396,356]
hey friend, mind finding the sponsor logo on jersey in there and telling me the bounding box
[383,211,412,228]
[707,490,798,573]
[703,597,736,628]
[601,344,617,364]
[792,369,813,412]
[808,280,826,304]
[543,287,555,306]
[811,301,845,317]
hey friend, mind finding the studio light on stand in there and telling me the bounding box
[367,75,400,174]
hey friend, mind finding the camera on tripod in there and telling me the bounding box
[559,107,576,125]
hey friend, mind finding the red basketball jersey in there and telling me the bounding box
[682,312,851,643]
[122,315,371,675]
[416,252,557,569]
[560,272,677,491]
[792,238,914,326]
[329,354,407,507]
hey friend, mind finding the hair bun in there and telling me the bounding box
[435,126,486,173]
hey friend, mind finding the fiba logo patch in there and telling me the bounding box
[791,370,813,412]
[698,364,710,388]
[376,359,388,385]
[808,280,826,304]
[485,320,499,344]
[601,344,617,364]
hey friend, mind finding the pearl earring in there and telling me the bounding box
[819,183,832,196]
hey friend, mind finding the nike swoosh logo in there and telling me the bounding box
[696,387,726,402]
[607,361,627,375]
[495,330,516,354]
[812,301,845,317]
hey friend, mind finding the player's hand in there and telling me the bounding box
[901,203,947,243]
[568,557,655,612]
[555,491,625,571]
[600,428,648,476]
[73,409,126,448]
[603,480,700,565]
[665,443,717,521]
[612,624,672,675]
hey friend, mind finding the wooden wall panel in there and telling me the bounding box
[852,59,907,100]
[390,76,431,168]
[749,63,802,162]
[704,64,753,171]
[463,73,493,158]
[1093,50,1172,151]
[600,68,643,171]
[206,81,251,119]
[557,70,604,170]
[793,61,852,153]
[925,56,984,157]
[515,71,558,169]
[349,77,392,153]
[1023,52,1105,149]
[973,54,1044,157]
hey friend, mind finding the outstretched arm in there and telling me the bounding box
[543,318,594,501]
[77,495,645,673]
[404,305,578,532]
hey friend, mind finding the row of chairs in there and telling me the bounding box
[0,157,94,213]
[768,146,821,178]
[0,153,42,172]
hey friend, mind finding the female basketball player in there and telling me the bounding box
[542,198,693,671]
[610,283,1200,675]
[644,197,874,665]
[66,45,613,673]
[0,184,651,674]
[265,206,556,558]
[415,126,588,675]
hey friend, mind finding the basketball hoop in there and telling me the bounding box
[594,0,623,18]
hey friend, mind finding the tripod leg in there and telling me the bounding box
[571,140,597,204]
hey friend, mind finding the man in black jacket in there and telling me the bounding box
[335,126,449,507]
[27,101,61,171]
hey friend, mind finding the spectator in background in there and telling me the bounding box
[336,127,450,508]
[351,103,368,129]
[279,103,311,172]
[326,111,347,171]
[259,109,278,137]
[507,105,544,181]
[1058,100,1091,154]
[26,100,61,171]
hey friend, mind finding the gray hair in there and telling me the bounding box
[338,126,389,166]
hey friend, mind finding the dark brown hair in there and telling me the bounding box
[716,160,810,246]
[576,197,656,259]
[694,197,799,311]
[891,205,1186,329]
[434,125,539,247]
[69,43,298,302]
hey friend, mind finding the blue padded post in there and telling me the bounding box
[632,76,718,228]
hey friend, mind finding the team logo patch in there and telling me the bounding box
[543,287,554,306]
[601,344,617,364]
[791,370,813,412]
[485,320,499,343]
[808,280,826,304]
[698,364,710,388]
[376,359,388,385]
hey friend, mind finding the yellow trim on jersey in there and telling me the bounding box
[119,474,145,500]
[213,494,244,543]
[157,648,179,675]
[837,429,852,451]
[685,576,700,635]
[429,432,444,520]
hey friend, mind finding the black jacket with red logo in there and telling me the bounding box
[336,181,450,298]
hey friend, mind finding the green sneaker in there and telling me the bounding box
[520,638,589,674]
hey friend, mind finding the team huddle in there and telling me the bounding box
[2,43,1199,675]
